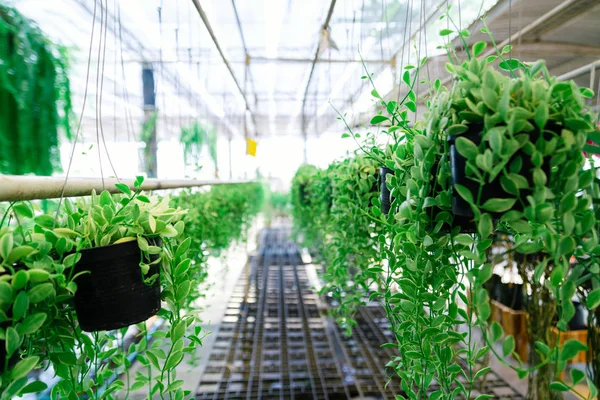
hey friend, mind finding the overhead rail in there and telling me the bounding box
[0,175,252,202]
[557,59,600,82]
[300,0,338,136]
[190,0,257,128]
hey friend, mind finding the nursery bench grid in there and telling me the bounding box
[195,228,525,399]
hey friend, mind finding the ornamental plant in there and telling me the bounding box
[290,164,333,252]
[292,155,384,333]
[432,29,599,397]
[0,4,73,176]
[0,202,71,399]
[293,14,600,400]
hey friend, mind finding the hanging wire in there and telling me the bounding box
[457,0,462,31]
[98,0,119,180]
[117,3,135,143]
[54,0,99,225]
[508,0,512,60]
[95,0,106,188]
[422,0,431,85]
[396,0,413,103]
[113,0,117,142]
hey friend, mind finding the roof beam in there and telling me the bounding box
[300,0,338,136]
[190,0,257,128]
[72,0,241,138]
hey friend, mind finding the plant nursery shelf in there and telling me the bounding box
[0,175,252,201]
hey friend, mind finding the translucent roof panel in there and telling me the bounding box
[12,0,600,150]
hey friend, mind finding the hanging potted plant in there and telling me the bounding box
[434,25,600,396]
[49,177,186,332]
[0,201,75,397]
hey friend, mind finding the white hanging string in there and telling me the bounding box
[95,0,105,188]
[54,0,99,225]
[97,0,120,181]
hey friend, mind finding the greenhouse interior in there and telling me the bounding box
[1,0,600,398]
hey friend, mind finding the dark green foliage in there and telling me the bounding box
[0,5,72,175]
[180,121,218,173]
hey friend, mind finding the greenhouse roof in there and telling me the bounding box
[14,0,600,142]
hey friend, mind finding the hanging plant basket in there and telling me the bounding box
[73,239,161,332]
[429,160,477,233]
[568,301,587,330]
[448,123,556,217]
[380,166,395,215]
[298,183,310,206]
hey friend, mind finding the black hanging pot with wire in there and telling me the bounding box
[72,238,161,332]
[380,166,395,214]
[448,122,556,218]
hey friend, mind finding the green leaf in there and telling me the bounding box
[534,103,548,130]
[0,281,13,304]
[570,368,585,385]
[455,137,479,160]
[11,270,29,290]
[478,213,493,238]
[502,335,515,357]
[535,341,551,356]
[11,356,39,380]
[28,283,55,303]
[491,321,504,342]
[580,87,594,98]
[371,89,381,99]
[560,339,587,361]
[6,326,21,356]
[549,381,570,392]
[0,232,14,261]
[448,124,469,136]
[165,351,184,370]
[587,377,598,399]
[13,202,34,218]
[472,41,487,56]
[18,313,47,335]
[481,87,498,111]
[454,184,474,205]
[481,198,516,213]
[370,115,389,125]
[7,246,35,264]
[115,183,131,196]
[13,291,29,321]
[587,289,600,309]
[558,236,575,257]
[20,380,48,394]
[405,101,417,112]
[440,29,454,36]
[148,215,157,233]
[474,366,491,380]
[498,59,524,71]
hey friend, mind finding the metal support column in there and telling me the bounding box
[142,65,158,178]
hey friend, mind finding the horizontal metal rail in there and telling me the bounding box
[0,175,253,202]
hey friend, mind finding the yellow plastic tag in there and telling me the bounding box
[246,138,257,157]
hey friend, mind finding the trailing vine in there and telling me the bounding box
[0,4,72,176]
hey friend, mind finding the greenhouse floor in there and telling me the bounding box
[191,226,527,400]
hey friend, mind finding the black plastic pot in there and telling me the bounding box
[568,301,587,330]
[73,239,161,332]
[487,273,503,302]
[498,282,524,311]
[448,123,556,217]
[380,167,395,214]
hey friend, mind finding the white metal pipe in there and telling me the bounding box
[556,60,600,81]
[439,0,581,87]
[0,176,252,202]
